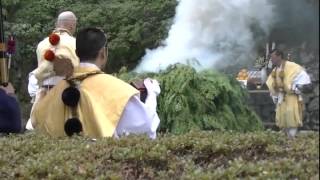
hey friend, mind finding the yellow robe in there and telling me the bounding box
[266,61,304,128]
[32,66,139,138]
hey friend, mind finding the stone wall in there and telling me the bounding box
[247,90,276,129]
[300,49,319,131]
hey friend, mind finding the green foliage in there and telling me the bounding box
[4,0,176,72]
[0,131,318,179]
[2,0,177,118]
[118,64,263,134]
[3,1,261,131]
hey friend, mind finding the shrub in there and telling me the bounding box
[0,131,318,179]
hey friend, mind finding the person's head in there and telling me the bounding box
[75,28,108,69]
[270,49,284,67]
[56,11,77,35]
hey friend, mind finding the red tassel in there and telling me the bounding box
[44,49,55,61]
[49,33,60,46]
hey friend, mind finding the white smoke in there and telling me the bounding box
[135,0,275,72]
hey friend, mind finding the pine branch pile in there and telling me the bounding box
[117,64,263,134]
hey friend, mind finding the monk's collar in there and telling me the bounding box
[74,63,103,74]
[69,64,103,81]
[79,62,100,69]
[53,28,72,36]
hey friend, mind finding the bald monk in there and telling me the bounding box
[26,11,79,130]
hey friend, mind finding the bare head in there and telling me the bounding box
[56,11,77,35]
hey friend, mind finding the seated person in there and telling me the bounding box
[0,83,21,133]
[31,27,161,139]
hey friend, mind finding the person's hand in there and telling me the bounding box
[294,87,302,95]
[272,96,278,104]
[144,78,161,96]
[0,83,15,95]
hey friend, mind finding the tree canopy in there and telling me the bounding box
[3,0,176,100]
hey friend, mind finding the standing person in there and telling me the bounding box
[26,11,79,130]
[31,27,161,139]
[0,83,21,133]
[266,49,312,138]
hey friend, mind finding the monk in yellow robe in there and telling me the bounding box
[266,49,311,138]
[26,11,79,130]
[31,28,161,139]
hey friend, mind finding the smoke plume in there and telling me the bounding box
[135,0,275,72]
[269,0,319,50]
[135,0,318,73]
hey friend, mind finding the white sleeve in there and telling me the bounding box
[292,70,311,93]
[293,70,311,85]
[28,70,39,98]
[114,94,160,139]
